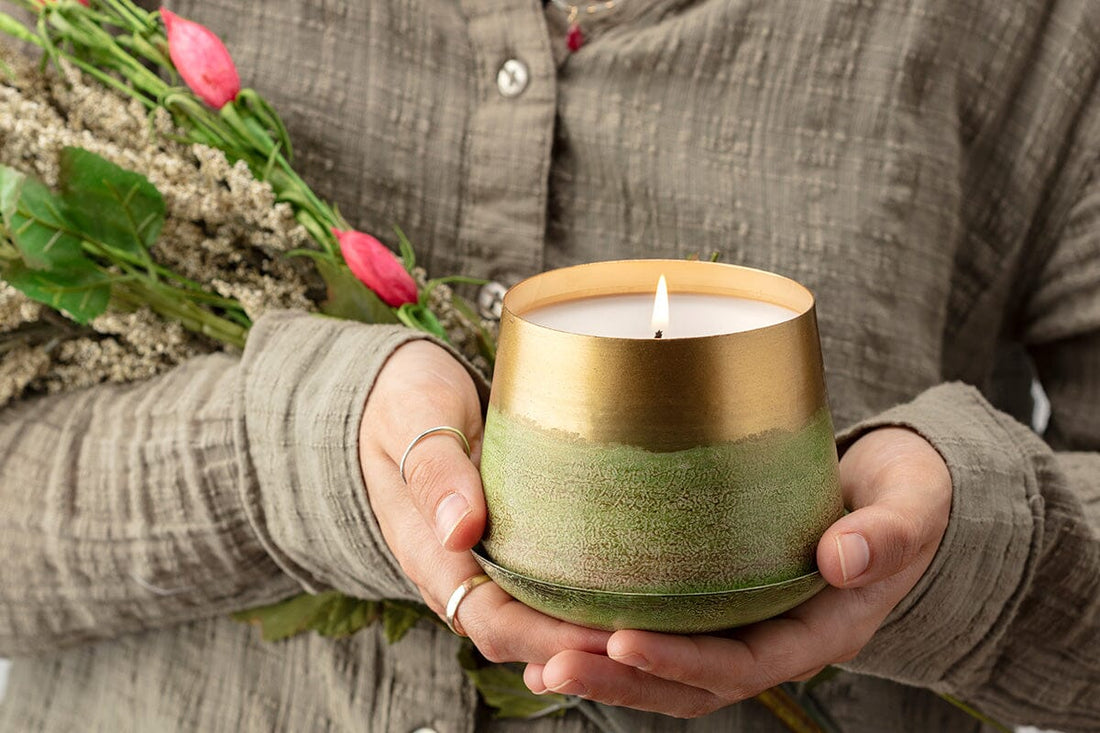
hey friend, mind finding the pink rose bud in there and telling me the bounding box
[333,229,419,307]
[161,9,241,109]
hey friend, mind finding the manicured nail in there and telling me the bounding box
[435,493,470,545]
[609,651,649,670]
[548,678,588,697]
[835,532,870,583]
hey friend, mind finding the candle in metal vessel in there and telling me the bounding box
[523,286,798,339]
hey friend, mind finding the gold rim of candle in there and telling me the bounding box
[505,259,814,322]
[491,260,828,450]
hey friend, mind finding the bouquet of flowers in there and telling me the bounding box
[0,0,494,406]
[0,2,1007,731]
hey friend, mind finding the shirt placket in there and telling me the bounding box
[455,0,555,289]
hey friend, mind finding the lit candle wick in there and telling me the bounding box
[651,274,669,339]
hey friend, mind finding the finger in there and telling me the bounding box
[817,427,951,588]
[399,428,486,550]
[790,665,827,682]
[457,586,610,664]
[524,663,548,694]
[538,650,722,719]
[605,587,879,699]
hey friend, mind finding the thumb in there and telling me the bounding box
[817,427,952,589]
[398,424,486,550]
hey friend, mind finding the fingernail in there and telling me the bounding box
[435,493,470,545]
[548,678,588,697]
[609,651,649,670]
[835,532,870,583]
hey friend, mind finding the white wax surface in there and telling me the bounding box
[523,293,798,339]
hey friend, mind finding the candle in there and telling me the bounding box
[522,275,798,339]
[479,259,842,633]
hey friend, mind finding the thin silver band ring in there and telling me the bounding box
[444,573,491,636]
[398,426,471,483]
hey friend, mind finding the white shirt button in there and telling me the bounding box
[478,281,509,320]
[410,728,438,733]
[497,59,530,98]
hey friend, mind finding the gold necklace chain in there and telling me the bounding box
[548,0,618,52]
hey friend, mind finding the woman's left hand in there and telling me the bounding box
[523,427,952,718]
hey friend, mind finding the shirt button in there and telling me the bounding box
[478,281,508,320]
[497,59,530,98]
[410,728,438,733]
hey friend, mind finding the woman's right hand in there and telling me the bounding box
[358,339,610,662]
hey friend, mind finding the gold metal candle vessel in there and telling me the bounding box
[476,259,843,633]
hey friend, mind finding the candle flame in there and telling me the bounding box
[651,274,669,336]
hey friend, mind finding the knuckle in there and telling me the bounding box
[712,681,756,705]
[674,695,723,719]
[475,637,509,664]
[467,623,511,663]
[405,453,453,496]
[878,507,923,570]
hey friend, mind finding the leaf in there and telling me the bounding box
[396,303,448,340]
[231,591,380,642]
[231,592,435,644]
[394,225,416,271]
[457,644,575,720]
[58,147,165,258]
[0,165,20,222]
[0,165,86,270]
[313,594,381,638]
[312,255,400,325]
[2,260,110,324]
[381,600,429,643]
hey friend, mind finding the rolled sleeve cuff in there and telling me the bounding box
[235,311,428,601]
[836,382,1043,689]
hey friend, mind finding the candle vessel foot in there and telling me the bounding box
[473,547,827,633]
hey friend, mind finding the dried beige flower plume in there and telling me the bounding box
[0,48,318,406]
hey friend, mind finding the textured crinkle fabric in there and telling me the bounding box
[1,0,1099,731]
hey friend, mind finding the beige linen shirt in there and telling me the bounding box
[1,0,1098,731]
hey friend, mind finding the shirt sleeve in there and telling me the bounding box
[837,162,1100,733]
[0,311,445,656]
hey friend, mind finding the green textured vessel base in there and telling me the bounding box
[481,405,842,593]
[474,547,827,633]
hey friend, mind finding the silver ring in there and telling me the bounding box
[444,573,491,636]
[398,426,471,484]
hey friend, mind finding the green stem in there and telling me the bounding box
[0,12,41,46]
[11,20,159,111]
[115,280,248,349]
[939,694,1012,733]
[75,241,250,333]
[100,0,157,34]
[114,32,172,69]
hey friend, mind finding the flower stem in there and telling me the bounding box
[115,280,248,349]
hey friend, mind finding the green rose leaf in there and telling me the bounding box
[231,592,434,644]
[231,591,379,642]
[0,164,21,222]
[58,147,165,257]
[2,260,110,324]
[396,303,448,340]
[381,600,429,643]
[0,165,86,270]
[311,255,400,325]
